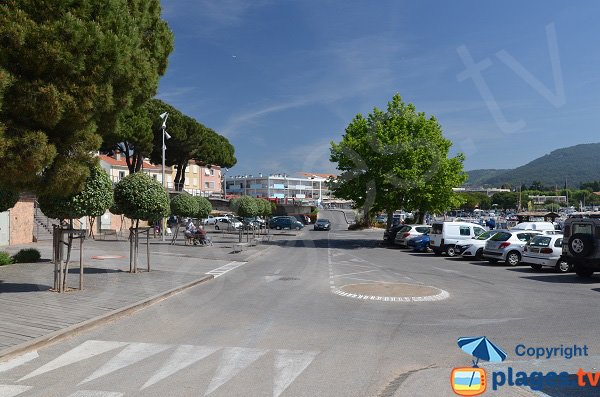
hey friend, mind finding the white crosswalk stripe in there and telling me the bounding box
[66,391,123,397]
[204,347,269,395]
[7,341,319,396]
[0,352,38,374]
[142,345,220,390]
[0,385,32,397]
[273,350,319,397]
[19,341,127,381]
[206,261,247,278]
[80,343,171,384]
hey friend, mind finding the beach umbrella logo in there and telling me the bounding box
[451,336,507,396]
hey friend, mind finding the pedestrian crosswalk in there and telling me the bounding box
[0,340,319,396]
[205,261,247,278]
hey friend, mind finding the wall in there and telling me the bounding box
[9,197,35,245]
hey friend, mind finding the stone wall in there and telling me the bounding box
[9,197,35,245]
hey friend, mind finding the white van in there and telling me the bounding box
[511,222,557,233]
[429,221,486,257]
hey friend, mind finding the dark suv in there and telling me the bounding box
[562,216,600,277]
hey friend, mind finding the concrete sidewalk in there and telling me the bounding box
[0,229,294,360]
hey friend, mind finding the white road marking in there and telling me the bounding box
[264,276,279,283]
[142,345,220,389]
[204,347,268,395]
[332,270,377,278]
[66,391,123,397]
[206,261,247,278]
[0,352,38,373]
[80,342,171,384]
[0,385,32,397]
[19,340,127,381]
[432,267,461,274]
[273,350,319,397]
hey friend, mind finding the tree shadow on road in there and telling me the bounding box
[0,280,51,293]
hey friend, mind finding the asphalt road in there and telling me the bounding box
[2,210,600,396]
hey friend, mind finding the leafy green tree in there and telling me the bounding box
[0,184,19,212]
[0,0,173,195]
[581,181,600,192]
[148,101,237,191]
[330,93,465,227]
[170,193,199,218]
[235,196,259,218]
[490,192,519,210]
[256,198,272,217]
[113,172,169,222]
[458,192,491,211]
[194,196,212,220]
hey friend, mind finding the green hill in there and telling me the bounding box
[466,143,600,187]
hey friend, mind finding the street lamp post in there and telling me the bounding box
[222,168,228,199]
[159,112,171,242]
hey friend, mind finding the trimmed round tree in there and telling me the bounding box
[236,196,259,218]
[113,172,170,224]
[229,197,240,214]
[256,198,272,217]
[195,196,212,220]
[0,184,20,212]
[170,193,199,218]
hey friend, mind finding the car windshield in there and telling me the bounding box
[529,236,552,247]
[490,232,511,242]
[317,219,329,223]
[476,230,496,240]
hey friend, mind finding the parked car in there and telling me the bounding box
[384,224,410,244]
[269,217,304,230]
[523,234,570,273]
[214,217,243,230]
[407,233,431,252]
[512,221,557,233]
[203,215,217,225]
[394,225,431,247]
[457,230,499,259]
[375,215,387,224]
[561,216,600,277]
[429,222,487,257]
[483,230,543,266]
[313,218,331,231]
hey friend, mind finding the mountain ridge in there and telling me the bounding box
[466,143,600,187]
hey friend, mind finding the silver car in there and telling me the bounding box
[483,230,543,266]
[523,234,571,273]
[394,225,431,247]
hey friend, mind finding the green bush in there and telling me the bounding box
[194,196,212,219]
[0,185,19,212]
[12,248,41,263]
[170,193,199,218]
[114,172,170,221]
[0,251,13,266]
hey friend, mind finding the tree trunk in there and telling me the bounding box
[417,210,425,224]
[174,162,183,191]
[386,210,394,231]
[88,216,95,238]
[176,162,188,191]
[134,152,143,172]
[123,142,135,174]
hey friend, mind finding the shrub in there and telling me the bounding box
[12,248,41,263]
[113,172,170,221]
[170,193,199,218]
[236,196,259,217]
[0,252,13,266]
[194,196,212,219]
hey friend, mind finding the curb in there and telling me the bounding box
[0,274,214,362]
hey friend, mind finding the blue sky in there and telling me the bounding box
[158,0,600,176]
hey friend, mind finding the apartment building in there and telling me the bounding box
[98,153,173,188]
[172,162,223,197]
[224,173,334,204]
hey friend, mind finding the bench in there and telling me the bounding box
[233,242,249,252]
[99,229,119,240]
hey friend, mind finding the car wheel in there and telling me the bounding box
[574,264,594,278]
[295,226,301,230]
[446,245,457,257]
[475,248,483,260]
[555,260,571,273]
[276,226,281,230]
[530,264,543,271]
[505,251,521,266]
[568,234,594,257]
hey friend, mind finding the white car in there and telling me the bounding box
[214,217,242,230]
[457,230,499,259]
[523,234,571,273]
[483,230,543,266]
[203,215,217,225]
[394,225,431,247]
